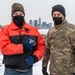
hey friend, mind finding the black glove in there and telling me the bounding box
[42,67,48,75]
[72,48,75,54]
[73,73,75,75]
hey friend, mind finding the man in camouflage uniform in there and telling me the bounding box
[42,4,75,75]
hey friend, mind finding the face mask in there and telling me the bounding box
[53,17,63,25]
[13,16,24,29]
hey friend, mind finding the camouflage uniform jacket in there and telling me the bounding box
[42,20,75,75]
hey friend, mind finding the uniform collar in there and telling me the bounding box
[54,20,67,29]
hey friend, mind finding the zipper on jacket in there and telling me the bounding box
[19,30,22,43]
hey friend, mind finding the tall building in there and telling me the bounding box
[42,22,46,26]
[34,20,38,27]
[42,22,47,28]
[29,20,33,25]
[38,17,41,26]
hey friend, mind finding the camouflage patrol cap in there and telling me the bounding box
[11,3,25,16]
[52,4,66,17]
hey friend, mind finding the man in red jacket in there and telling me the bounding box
[0,3,46,75]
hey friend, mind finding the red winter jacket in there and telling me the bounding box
[0,21,46,70]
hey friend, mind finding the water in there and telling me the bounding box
[38,29,49,34]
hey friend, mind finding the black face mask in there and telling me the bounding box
[53,17,63,25]
[13,16,24,29]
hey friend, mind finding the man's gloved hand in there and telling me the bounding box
[24,37,36,51]
[72,49,75,54]
[42,67,48,75]
[24,56,38,65]
[73,73,75,75]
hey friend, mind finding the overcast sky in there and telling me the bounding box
[0,0,75,26]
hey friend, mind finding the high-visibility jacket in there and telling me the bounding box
[0,21,46,70]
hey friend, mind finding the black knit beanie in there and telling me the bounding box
[11,3,25,17]
[52,4,66,17]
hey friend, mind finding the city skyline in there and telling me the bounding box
[28,17,52,29]
[0,17,52,29]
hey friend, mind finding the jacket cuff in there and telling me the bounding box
[33,55,38,63]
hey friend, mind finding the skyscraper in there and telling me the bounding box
[38,17,41,26]
[34,20,38,27]
[29,19,33,25]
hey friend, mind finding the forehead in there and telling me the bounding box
[53,11,62,15]
[13,11,24,16]
[13,11,24,14]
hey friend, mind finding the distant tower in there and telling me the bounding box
[34,20,38,27]
[0,25,2,28]
[29,20,33,25]
[42,22,46,26]
[38,17,41,26]
[42,22,47,28]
